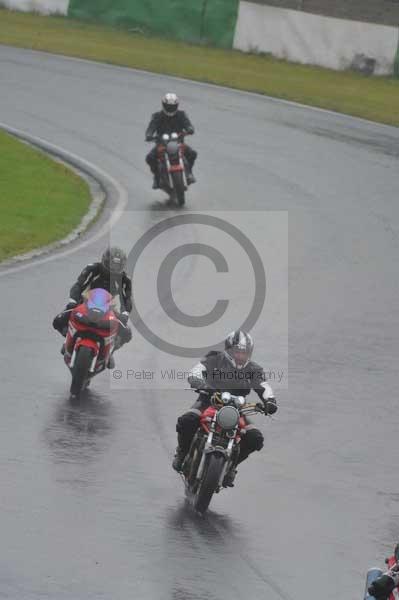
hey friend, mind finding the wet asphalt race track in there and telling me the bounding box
[1,45,399,600]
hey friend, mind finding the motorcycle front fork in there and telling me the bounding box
[196,428,236,488]
[164,154,188,188]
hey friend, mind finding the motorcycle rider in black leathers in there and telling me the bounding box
[145,93,197,189]
[53,246,132,368]
[172,330,278,487]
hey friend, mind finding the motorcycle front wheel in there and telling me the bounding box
[70,346,93,400]
[194,453,225,514]
[171,171,185,206]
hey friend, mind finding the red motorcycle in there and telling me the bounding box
[154,132,190,206]
[64,288,119,399]
[181,391,268,513]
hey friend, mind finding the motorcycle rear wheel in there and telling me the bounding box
[70,346,93,400]
[194,453,225,514]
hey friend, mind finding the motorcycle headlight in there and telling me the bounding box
[87,307,105,324]
[216,406,239,430]
[166,141,179,154]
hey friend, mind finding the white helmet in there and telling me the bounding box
[162,92,179,116]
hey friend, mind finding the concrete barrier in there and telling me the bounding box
[233,1,399,75]
[2,0,68,15]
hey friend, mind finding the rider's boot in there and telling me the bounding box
[186,171,196,185]
[107,354,115,369]
[152,174,160,189]
[172,447,186,472]
[223,467,237,488]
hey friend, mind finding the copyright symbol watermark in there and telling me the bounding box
[112,370,123,380]
[127,213,266,357]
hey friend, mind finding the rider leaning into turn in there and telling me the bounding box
[145,93,197,189]
[172,330,278,487]
[52,246,132,368]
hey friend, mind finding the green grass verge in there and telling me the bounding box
[0,129,91,262]
[0,8,399,126]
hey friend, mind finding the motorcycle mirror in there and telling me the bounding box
[221,392,232,404]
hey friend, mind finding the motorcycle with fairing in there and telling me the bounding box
[63,288,119,400]
[181,391,269,514]
[149,132,192,206]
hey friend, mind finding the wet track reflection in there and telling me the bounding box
[163,501,293,600]
[45,393,114,465]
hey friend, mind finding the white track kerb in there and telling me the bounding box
[0,123,128,278]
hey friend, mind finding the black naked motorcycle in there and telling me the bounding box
[181,391,268,514]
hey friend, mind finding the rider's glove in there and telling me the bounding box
[368,574,396,599]
[119,312,130,326]
[65,300,77,311]
[264,399,278,415]
[191,381,213,396]
[189,375,206,389]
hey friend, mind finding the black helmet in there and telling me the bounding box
[101,246,127,274]
[224,330,254,369]
[162,92,179,116]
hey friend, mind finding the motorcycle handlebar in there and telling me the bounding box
[146,131,191,143]
[184,388,268,414]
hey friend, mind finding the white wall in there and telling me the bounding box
[2,0,68,15]
[234,2,399,75]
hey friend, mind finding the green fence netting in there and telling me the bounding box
[68,0,240,48]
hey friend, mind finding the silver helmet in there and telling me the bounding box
[224,330,254,369]
[162,92,179,116]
